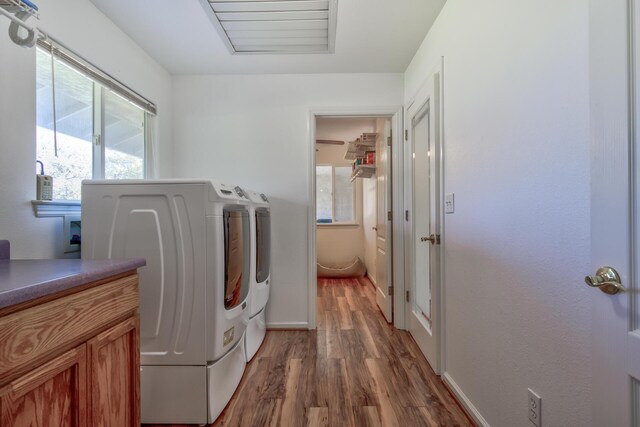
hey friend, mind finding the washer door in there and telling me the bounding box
[255,207,271,283]
[223,208,250,309]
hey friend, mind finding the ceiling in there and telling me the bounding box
[88,0,447,75]
[203,0,338,54]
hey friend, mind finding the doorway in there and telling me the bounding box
[314,117,393,321]
[307,109,404,331]
[404,60,444,374]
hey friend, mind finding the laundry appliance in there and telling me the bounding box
[245,189,271,361]
[81,179,251,424]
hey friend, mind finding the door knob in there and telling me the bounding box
[584,266,625,295]
[420,234,440,244]
[372,227,378,231]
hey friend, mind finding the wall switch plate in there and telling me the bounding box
[528,388,541,426]
[445,193,455,214]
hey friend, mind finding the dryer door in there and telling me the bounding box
[255,207,271,283]
[224,208,251,309]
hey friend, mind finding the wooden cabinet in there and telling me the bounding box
[0,273,140,427]
[88,317,139,427]
[0,345,87,427]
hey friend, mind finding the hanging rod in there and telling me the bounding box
[0,0,39,16]
[0,0,42,46]
[0,6,36,33]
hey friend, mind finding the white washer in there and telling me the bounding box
[81,179,251,425]
[245,190,271,361]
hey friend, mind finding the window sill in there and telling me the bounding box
[31,200,81,218]
[317,222,360,228]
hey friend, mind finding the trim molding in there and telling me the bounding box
[266,322,310,330]
[308,107,405,332]
[366,271,377,286]
[31,200,81,217]
[629,1,640,423]
[443,372,490,427]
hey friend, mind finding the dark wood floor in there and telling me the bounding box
[146,277,473,426]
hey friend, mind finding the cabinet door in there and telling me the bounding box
[88,316,140,427]
[0,344,87,427]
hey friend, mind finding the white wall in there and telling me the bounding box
[172,74,403,327]
[0,19,54,259]
[404,1,591,426]
[315,118,375,266]
[0,0,172,259]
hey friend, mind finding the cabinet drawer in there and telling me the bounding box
[0,274,139,386]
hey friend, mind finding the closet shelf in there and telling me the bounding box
[344,132,378,161]
[350,164,376,182]
[0,0,39,19]
[346,132,378,180]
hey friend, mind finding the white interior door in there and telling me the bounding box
[405,61,442,373]
[375,118,393,323]
[590,1,640,425]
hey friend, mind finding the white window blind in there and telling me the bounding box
[36,36,157,115]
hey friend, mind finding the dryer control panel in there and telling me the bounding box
[234,186,246,198]
[245,189,270,205]
[209,182,248,201]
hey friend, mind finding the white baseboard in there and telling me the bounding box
[443,372,490,427]
[366,271,376,286]
[266,321,310,330]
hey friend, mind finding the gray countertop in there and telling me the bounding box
[0,258,146,310]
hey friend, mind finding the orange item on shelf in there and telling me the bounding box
[366,151,375,164]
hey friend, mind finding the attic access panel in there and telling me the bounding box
[201,0,338,54]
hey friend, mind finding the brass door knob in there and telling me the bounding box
[585,266,625,295]
[420,234,440,244]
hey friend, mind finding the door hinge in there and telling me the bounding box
[94,134,101,146]
[405,210,409,221]
[387,211,392,221]
[404,129,408,141]
[388,285,393,296]
[387,136,392,146]
[406,290,410,303]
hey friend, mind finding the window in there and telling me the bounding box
[316,165,355,224]
[36,48,147,200]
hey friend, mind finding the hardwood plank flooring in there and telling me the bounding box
[144,277,474,427]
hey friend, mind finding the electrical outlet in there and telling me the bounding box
[528,388,541,426]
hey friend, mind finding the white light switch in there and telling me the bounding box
[445,193,455,214]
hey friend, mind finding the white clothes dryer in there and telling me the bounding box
[81,179,251,424]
